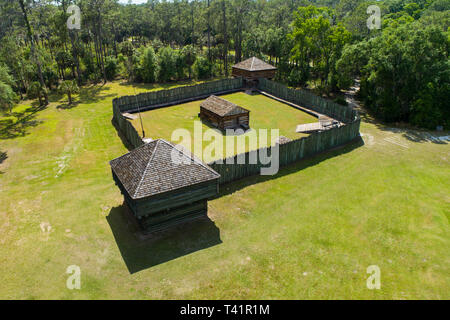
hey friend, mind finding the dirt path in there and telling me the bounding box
[343,79,362,111]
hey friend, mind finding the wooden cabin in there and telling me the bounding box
[110,139,220,234]
[200,95,250,130]
[232,57,277,81]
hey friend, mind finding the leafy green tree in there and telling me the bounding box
[0,82,17,113]
[0,36,27,99]
[410,82,445,129]
[27,81,48,107]
[140,47,158,83]
[336,41,371,90]
[157,46,177,82]
[58,80,79,105]
[119,41,135,81]
[193,56,213,80]
[180,45,198,79]
[0,65,18,113]
[18,0,48,105]
[105,56,118,81]
[55,50,74,81]
[289,5,351,91]
[242,29,264,58]
[175,53,187,80]
[339,19,449,128]
[0,65,16,90]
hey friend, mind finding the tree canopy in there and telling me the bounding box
[0,0,447,128]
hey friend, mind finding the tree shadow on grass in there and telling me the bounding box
[0,105,44,139]
[55,84,118,110]
[359,108,448,145]
[0,150,7,174]
[388,128,448,145]
[117,79,203,91]
[78,84,118,104]
[213,136,365,198]
[107,204,222,274]
[56,101,81,110]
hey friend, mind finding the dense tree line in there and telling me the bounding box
[0,0,448,128]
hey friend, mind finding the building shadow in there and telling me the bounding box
[106,204,222,274]
[212,136,364,198]
[111,120,136,151]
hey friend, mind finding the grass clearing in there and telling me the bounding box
[129,92,317,162]
[0,80,449,299]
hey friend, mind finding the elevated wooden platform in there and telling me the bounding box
[122,112,138,120]
[296,120,341,134]
[296,122,324,134]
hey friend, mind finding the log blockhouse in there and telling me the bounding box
[199,95,250,130]
[110,139,220,233]
[232,57,277,81]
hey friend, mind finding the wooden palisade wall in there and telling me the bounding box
[112,101,144,149]
[207,79,361,184]
[113,78,243,113]
[112,78,361,185]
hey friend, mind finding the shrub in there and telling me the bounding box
[334,96,348,106]
[157,46,177,82]
[105,56,118,81]
[287,69,303,87]
[193,56,212,80]
[140,47,158,83]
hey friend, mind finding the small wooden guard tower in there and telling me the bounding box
[232,57,277,81]
[110,139,220,234]
[200,95,250,130]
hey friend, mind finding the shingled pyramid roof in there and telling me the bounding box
[110,139,220,200]
[232,57,276,72]
[200,95,249,117]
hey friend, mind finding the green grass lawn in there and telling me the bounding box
[129,92,317,162]
[0,80,449,299]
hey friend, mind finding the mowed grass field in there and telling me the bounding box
[0,80,449,299]
[129,92,317,162]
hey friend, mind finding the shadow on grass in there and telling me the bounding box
[117,79,204,91]
[57,84,117,109]
[78,84,117,104]
[56,101,81,110]
[389,127,448,145]
[359,107,448,145]
[213,136,365,198]
[107,204,222,274]
[111,120,136,151]
[0,150,7,174]
[0,105,45,139]
[107,137,362,273]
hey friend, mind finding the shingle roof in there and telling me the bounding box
[200,95,249,117]
[110,139,220,200]
[232,57,277,71]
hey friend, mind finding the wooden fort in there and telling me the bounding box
[110,139,220,233]
[199,95,250,130]
[232,57,277,80]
